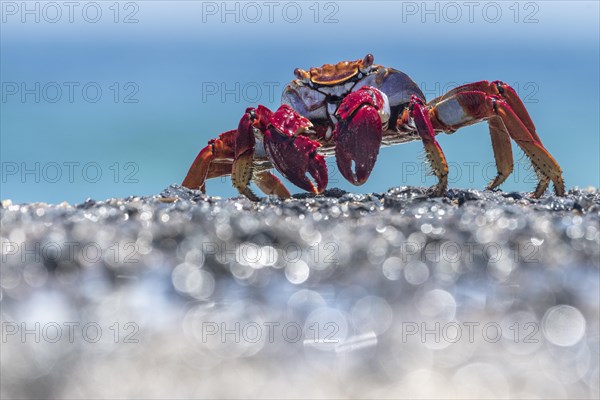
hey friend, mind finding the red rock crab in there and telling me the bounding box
[183,54,564,200]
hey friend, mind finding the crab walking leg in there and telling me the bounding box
[205,161,233,178]
[182,145,214,190]
[494,101,564,197]
[492,98,563,196]
[231,110,260,201]
[429,80,541,143]
[410,96,449,196]
[201,161,234,192]
[430,86,515,190]
[182,130,236,191]
[428,81,494,105]
[428,80,552,191]
[486,116,514,190]
[231,152,259,200]
[491,81,541,143]
[254,171,291,198]
[429,91,565,197]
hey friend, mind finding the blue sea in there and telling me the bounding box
[1,1,598,203]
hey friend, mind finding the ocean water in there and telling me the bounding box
[1,1,599,203]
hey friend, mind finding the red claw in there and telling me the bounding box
[263,105,328,194]
[235,109,256,158]
[334,87,385,185]
[268,104,312,136]
[236,105,275,156]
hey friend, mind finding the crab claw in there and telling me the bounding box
[334,87,388,185]
[264,135,328,194]
[263,105,328,194]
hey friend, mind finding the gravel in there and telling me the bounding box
[1,185,599,399]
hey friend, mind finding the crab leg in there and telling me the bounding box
[429,91,565,197]
[232,152,258,200]
[487,116,514,190]
[430,80,541,143]
[231,108,262,201]
[409,96,449,196]
[491,81,540,143]
[428,81,494,105]
[182,145,214,190]
[203,162,233,179]
[493,98,563,197]
[428,82,518,190]
[182,130,236,191]
[254,171,291,198]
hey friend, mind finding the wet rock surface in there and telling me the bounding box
[1,185,599,399]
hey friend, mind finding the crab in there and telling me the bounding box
[182,54,564,200]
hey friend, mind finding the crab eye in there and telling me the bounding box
[294,68,309,82]
[362,54,374,69]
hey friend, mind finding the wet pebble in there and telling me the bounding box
[1,184,599,398]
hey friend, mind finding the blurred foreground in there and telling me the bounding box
[1,185,599,399]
